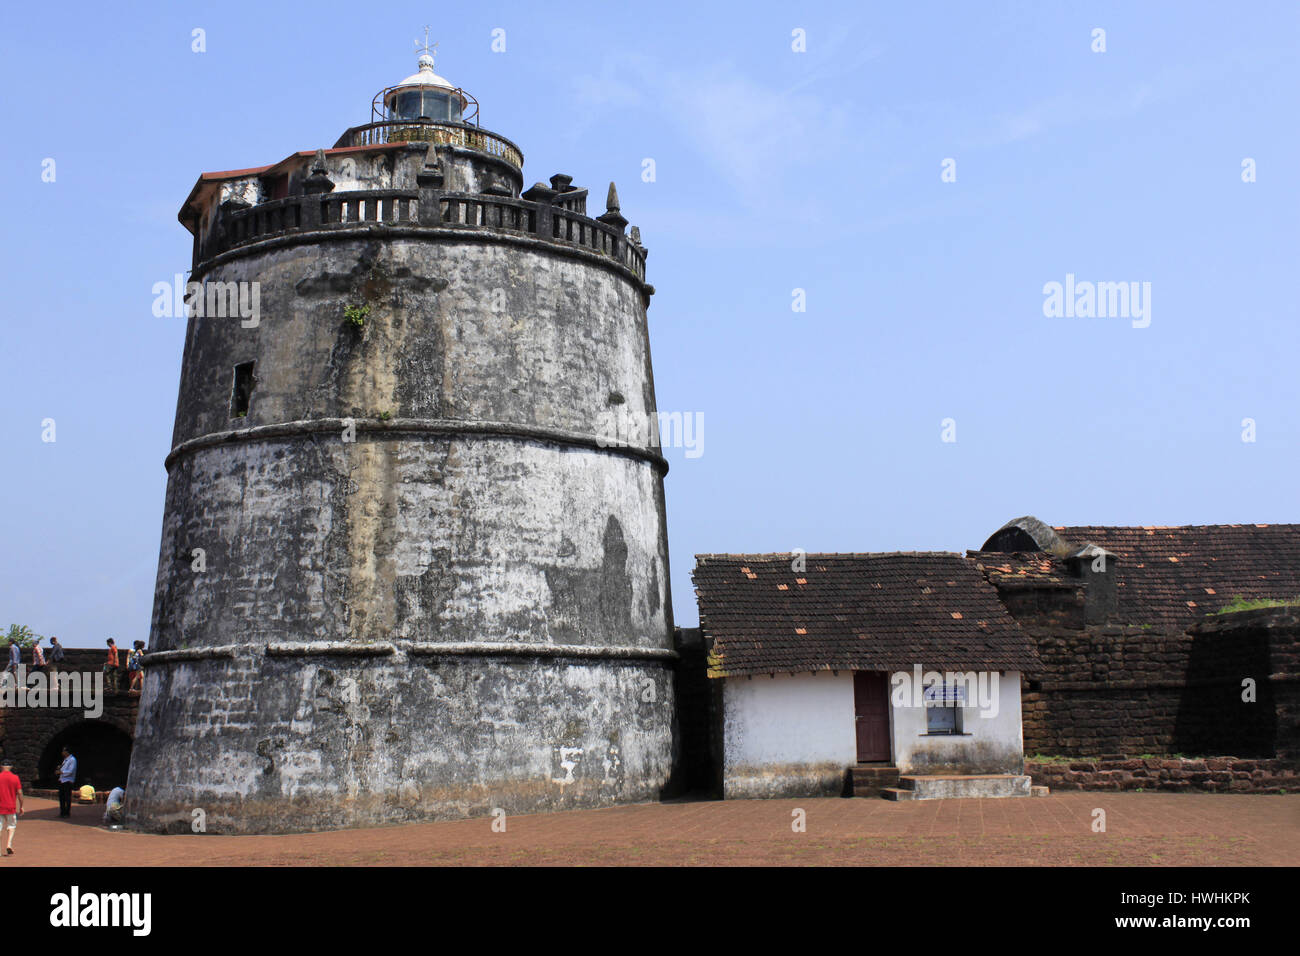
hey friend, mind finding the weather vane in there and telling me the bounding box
[415,26,438,62]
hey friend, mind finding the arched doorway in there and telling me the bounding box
[38,722,132,790]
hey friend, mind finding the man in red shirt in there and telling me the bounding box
[105,638,120,695]
[0,760,23,856]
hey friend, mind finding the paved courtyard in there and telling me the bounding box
[3,792,1295,866]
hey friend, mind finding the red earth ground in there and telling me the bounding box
[2,792,1295,866]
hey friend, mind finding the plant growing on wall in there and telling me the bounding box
[1212,595,1300,615]
[344,303,371,328]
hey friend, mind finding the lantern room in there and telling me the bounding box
[376,52,478,126]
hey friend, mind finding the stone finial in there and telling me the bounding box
[629,225,649,263]
[416,143,444,188]
[597,180,628,232]
[302,148,336,195]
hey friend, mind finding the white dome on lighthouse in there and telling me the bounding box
[396,53,455,90]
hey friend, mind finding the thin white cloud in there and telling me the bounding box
[960,58,1242,152]
[570,53,872,220]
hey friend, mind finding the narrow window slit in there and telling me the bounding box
[231,362,255,418]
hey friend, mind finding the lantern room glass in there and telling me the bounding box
[390,89,463,124]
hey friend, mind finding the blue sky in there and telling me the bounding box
[2,1,1297,645]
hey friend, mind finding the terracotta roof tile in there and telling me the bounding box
[1054,524,1300,626]
[693,552,1039,678]
[968,551,1071,587]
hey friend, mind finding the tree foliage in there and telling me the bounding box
[4,624,42,648]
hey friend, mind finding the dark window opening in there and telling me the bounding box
[261,174,289,201]
[231,362,255,418]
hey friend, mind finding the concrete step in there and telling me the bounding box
[849,764,900,798]
[890,774,1033,800]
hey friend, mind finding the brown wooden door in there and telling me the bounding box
[853,672,891,762]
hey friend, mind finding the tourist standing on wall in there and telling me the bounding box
[48,637,64,682]
[57,747,76,818]
[127,641,145,696]
[30,639,46,675]
[104,639,119,694]
[0,761,22,856]
[3,640,18,688]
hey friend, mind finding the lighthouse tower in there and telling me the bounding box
[128,50,675,833]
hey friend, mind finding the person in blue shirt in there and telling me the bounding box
[57,748,76,818]
[103,786,125,826]
[4,640,19,682]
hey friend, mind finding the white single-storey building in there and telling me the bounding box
[693,552,1043,800]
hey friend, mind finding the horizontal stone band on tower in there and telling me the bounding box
[266,641,679,661]
[403,641,678,661]
[162,417,670,475]
[143,642,679,665]
[140,646,239,665]
[202,189,647,283]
